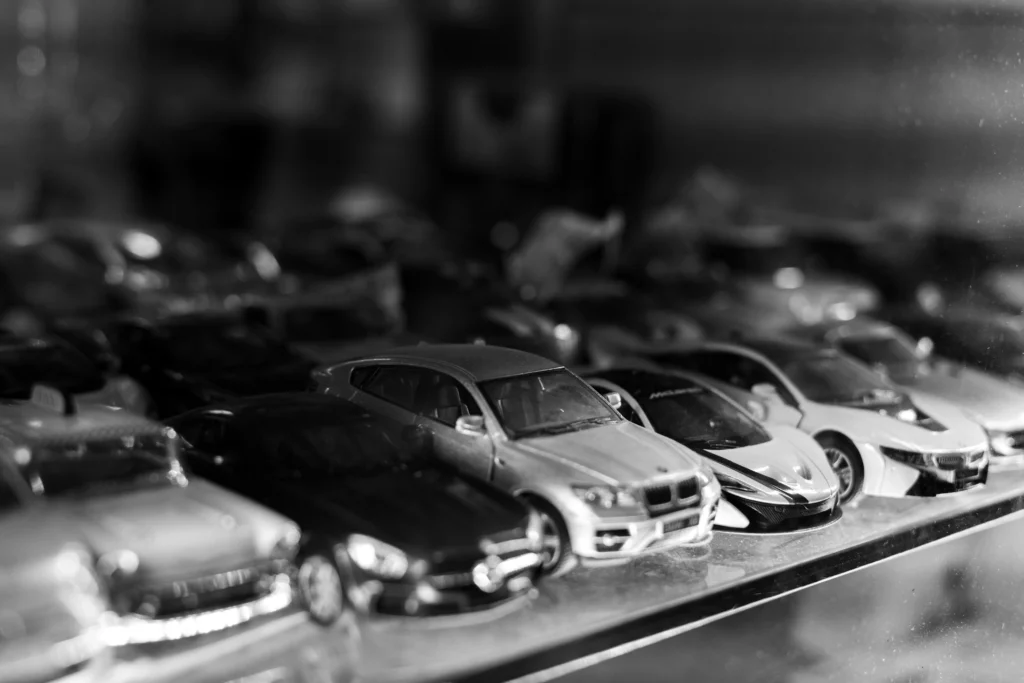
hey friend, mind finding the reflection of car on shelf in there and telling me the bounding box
[803,318,1024,467]
[0,387,302,649]
[881,307,1024,386]
[634,338,989,503]
[0,329,152,415]
[314,345,721,577]
[0,527,112,683]
[169,394,543,620]
[584,368,840,532]
[103,313,317,418]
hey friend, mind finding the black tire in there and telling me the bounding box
[297,553,345,626]
[524,497,577,578]
[816,434,864,504]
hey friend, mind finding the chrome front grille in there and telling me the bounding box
[642,475,702,517]
[934,449,986,470]
[122,565,273,618]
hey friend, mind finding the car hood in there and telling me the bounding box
[891,362,1024,431]
[704,434,836,501]
[512,421,702,485]
[806,397,987,452]
[278,470,528,557]
[54,481,269,582]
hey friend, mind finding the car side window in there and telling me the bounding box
[179,416,230,453]
[350,365,378,390]
[616,399,644,427]
[0,474,20,512]
[361,365,423,411]
[413,370,483,427]
[688,352,797,406]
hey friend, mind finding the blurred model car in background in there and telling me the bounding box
[0,330,151,414]
[882,307,1024,386]
[806,318,1024,465]
[637,338,989,502]
[0,530,111,683]
[314,345,721,576]
[0,388,302,647]
[585,368,840,532]
[104,312,316,417]
[702,224,880,328]
[0,220,280,320]
[170,395,542,620]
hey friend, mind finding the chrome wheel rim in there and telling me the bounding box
[825,447,856,501]
[299,556,343,623]
[539,511,563,571]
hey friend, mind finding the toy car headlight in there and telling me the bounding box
[986,429,1019,457]
[880,446,930,467]
[346,534,410,580]
[571,485,640,510]
[271,523,302,561]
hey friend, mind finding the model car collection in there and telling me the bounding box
[5,196,1024,683]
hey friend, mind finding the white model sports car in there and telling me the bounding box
[638,337,989,503]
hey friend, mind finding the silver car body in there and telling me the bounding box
[314,345,721,565]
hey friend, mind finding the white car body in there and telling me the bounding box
[642,339,989,500]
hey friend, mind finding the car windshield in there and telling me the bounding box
[951,320,1024,360]
[242,410,415,475]
[640,386,770,450]
[837,335,920,367]
[0,343,105,398]
[20,434,175,498]
[163,321,296,370]
[479,369,619,439]
[781,353,896,405]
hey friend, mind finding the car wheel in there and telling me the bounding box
[817,435,864,504]
[528,498,577,578]
[298,554,345,625]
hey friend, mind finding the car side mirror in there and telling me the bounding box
[603,392,622,410]
[751,383,784,406]
[455,415,487,437]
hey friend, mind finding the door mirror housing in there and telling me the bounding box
[455,415,487,437]
[751,383,784,406]
[603,392,622,410]
[915,336,934,360]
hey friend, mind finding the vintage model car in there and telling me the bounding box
[881,307,1024,385]
[0,330,152,415]
[314,345,721,576]
[806,318,1024,466]
[635,338,989,502]
[104,312,317,417]
[169,394,543,619]
[0,387,302,646]
[0,526,112,683]
[585,368,840,532]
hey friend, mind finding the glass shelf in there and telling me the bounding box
[358,468,1024,683]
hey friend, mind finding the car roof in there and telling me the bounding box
[353,344,563,382]
[0,401,165,446]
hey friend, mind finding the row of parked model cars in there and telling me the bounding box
[6,208,1024,682]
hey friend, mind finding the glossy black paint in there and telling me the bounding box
[168,393,537,617]
[104,313,317,418]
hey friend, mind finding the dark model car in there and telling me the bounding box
[104,313,317,417]
[881,307,1024,384]
[168,394,543,619]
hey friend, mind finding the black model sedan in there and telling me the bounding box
[104,312,317,417]
[168,394,543,620]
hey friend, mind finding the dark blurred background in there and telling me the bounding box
[8,0,1024,253]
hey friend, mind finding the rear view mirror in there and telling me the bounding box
[455,415,487,437]
[603,392,623,410]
